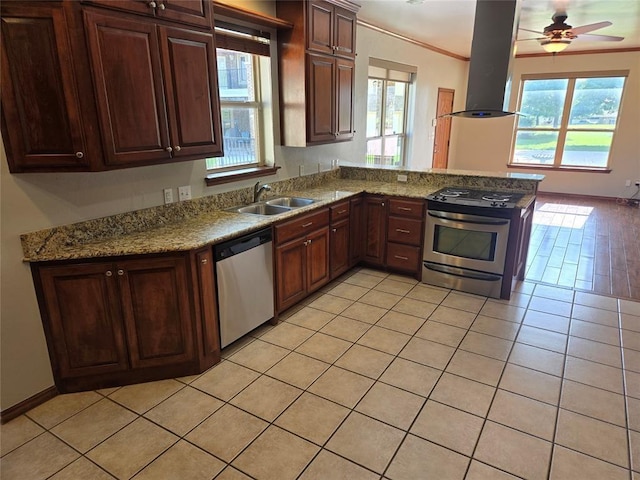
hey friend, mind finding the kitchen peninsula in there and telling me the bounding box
[22,166,543,394]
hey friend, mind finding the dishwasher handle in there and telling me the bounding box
[214,227,272,261]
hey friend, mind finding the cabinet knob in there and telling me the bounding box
[148,1,157,8]
[201,258,208,265]
[165,146,173,153]
[105,270,113,277]
[332,228,337,233]
[75,151,84,159]
[303,240,308,246]
[174,145,181,152]
[381,202,385,207]
[158,2,166,9]
[308,239,312,245]
[117,269,124,276]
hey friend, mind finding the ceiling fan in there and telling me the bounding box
[520,12,624,53]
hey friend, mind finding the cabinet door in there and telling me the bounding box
[336,58,354,140]
[159,26,223,158]
[364,196,387,266]
[195,249,219,364]
[333,6,356,58]
[37,263,129,379]
[0,4,89,171]
[330,218,350,279]
[307,226,331,292]
[306,1,333,55]
[307,53,335,143]
[159,0,211,28]
[84,11,171,166]
[275,238,307,313]
[350,196,365,265]
[118,256,195,368]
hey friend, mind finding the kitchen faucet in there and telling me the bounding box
[253,181,271,202]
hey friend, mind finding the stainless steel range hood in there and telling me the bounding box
[450,0,521,118]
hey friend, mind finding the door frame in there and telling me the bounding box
[433,87,455,169]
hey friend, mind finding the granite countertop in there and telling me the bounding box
[21,170,540,263]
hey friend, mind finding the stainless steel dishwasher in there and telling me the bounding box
[214,227,274,348]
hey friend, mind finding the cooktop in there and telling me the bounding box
[427,187,525,209]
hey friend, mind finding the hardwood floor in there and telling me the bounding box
[527,193,640,301]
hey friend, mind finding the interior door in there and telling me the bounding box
[433,88,454,169]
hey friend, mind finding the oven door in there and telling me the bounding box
[423,210,510,275]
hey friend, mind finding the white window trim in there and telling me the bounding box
[510,70,628,170]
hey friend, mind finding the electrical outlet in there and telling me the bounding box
[163,188,174,204]
[626,180,632,187]
[397,174,408,183]
[178,185,191,201]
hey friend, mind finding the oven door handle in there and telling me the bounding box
[428,210,510,226]
[424,262,502,282]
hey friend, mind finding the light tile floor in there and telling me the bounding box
[3,267,640,479]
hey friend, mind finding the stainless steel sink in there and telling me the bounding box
[235,204,291,215]
[266,196,316,207]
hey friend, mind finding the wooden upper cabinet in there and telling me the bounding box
[84,10,222,167]
[306,0,355,59]
[0,3,92,172]
[84,11,171,166]
[159,26,223,158]
[277,0,358,147]
[82,0,212,28]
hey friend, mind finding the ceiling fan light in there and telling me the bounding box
[540,39,571,53]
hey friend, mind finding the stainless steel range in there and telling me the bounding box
[423,187,524,298]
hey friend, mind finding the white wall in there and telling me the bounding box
[354,27,469,170]
[450,51,640,198]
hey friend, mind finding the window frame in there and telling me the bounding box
[510,71,628,171]
[365,59,415,168]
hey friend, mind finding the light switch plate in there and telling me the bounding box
[163,188,174,204]
[178,185,192,201]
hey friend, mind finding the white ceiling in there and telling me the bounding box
[356,0,640,58]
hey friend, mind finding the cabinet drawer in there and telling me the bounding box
[388,198,424,219]
[386,243,420,271]
[275,208,330,244]
[387,216,422,245]
[330,201,350,222]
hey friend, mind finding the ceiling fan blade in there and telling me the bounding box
[578,33,624,41]
[517,37,546,42]
[520,27,545,35]
[570,21,612,35]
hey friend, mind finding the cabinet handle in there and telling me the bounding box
[148,1,157,8]
[105,270,113,277]
[337,209,347,214]
[394,255,409,260]
[381,202,385,207]
[308,239,312,245]
[397,206,412,211]
[174,145,181,152]
[302,222,313,228]
[396,229,411,234]
[117,269,124,276]
[201,258,208,265]
[303,240,308,246]
[165,146,173,153]
[158,2,166,9]
[332,228,337,233]
[75,151,84,159]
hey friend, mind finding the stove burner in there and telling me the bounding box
[481,194,512,202]
[440,189,469,197]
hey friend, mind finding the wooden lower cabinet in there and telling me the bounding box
[363,195,387,266]
[33,252,218,392]
[274,208,330,313]
[330,200,350,279]
[349,195,364,266]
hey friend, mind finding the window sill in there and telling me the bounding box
[507,164,612,174]
[205,165,280,187]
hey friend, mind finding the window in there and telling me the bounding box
[511,72,627,169]
[206,27,273,172]
[366,59,415,167]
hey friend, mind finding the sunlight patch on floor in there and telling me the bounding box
[533,203,594,229]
